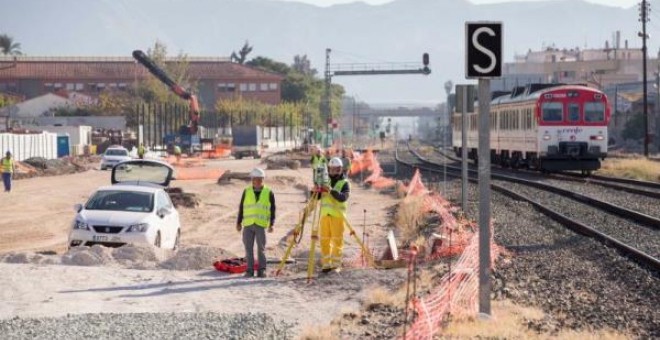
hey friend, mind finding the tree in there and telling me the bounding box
[622,113,646,141]
[246,56,290,75]
[0,34,22,55]
[231,41,253,64]
[292,55,316,76]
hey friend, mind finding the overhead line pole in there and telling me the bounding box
[322,50,431,148]
[640,0,650,157]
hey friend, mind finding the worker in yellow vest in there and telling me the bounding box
[137,143,146,159]
[236,168,276,278]
[319,157,351,273]
[2,150,15,193]
[310,145,327,182]
[173,145,182,163]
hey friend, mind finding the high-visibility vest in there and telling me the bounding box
[321,179,348,217]
[1,158,12,173]
[173,146,181,155]
[138,145,145,155]
[242,186,272,228]
[311,155,326,169]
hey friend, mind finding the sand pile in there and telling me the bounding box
[61,245,115,266]
[1,244,233,271]
[159,246,234,270]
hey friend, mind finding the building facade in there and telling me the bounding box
[0,56,284,109]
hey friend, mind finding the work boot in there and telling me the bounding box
[257,270,266,278]
[244,271,254,278]
[321,268,332,274]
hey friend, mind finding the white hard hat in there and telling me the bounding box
[250,167,265,178]
[328,157,343,168]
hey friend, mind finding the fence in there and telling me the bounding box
[0,132,58,161]
[132,103,302,149]
[348,149,501,339]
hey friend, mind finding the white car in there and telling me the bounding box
[68,160,181,249]
[100,146,132,170]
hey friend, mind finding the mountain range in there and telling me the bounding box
[1,0,648,104]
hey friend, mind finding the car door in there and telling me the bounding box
[156,190,178,247]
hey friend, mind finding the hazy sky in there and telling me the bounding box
[273,0,639,8]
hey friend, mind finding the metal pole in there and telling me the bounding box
[461,89,468,213]
[642,0,649,157]
[324,48,332,148]
[478,78,491,316]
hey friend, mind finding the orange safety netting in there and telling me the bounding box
[347,153,501,339]
[351,149,398,189]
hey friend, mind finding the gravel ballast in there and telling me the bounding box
[0,313,295,340]
[394,149,660,338]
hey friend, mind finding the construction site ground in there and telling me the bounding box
[0,154,405,335]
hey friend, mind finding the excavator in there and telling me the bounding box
[132,50,201,135]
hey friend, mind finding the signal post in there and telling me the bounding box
[465,21,502,317]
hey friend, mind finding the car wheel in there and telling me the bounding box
[154,231,162,248]
[173,229,180,250]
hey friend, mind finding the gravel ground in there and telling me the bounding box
[0,313,295,340]
[394,148,660,338]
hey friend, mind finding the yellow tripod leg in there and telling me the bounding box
[307,192,323,282]
[275,194,319,276]
[343,217,375,267]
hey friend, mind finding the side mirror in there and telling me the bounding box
[157,207,171,218]
[74,204,83,213]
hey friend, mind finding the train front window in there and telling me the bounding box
[568,103,580,122]
[584,102,605,122]
[542,102,563,122]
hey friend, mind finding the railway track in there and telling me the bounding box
[396,143,660,272]
[434,146,660,200]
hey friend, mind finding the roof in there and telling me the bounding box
[0,56,285,81]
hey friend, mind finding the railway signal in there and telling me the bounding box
[465,21,503,317]
[466,22,502,79]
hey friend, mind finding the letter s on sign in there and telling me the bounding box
[472,27,497,74]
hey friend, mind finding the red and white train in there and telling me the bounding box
[452,83,610,173]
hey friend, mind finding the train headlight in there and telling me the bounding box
[590,135,604,141]
[543,135,551,141]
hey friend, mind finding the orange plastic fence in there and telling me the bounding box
[346,153,501,339]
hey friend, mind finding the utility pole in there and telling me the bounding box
[324,48,332,148]
[640,0,650,157]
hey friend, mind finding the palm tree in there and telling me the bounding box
[230,41,252,64]
[0,34,22,55]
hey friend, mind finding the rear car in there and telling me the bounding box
[68,160,181,249]
[100,146,132,170]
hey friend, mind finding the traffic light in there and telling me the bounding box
[422,53,430,75]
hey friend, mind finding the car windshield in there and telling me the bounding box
[106,149,128,156]
[85,190,154,212]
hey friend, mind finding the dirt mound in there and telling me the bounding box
[217,171,251,184]
[159,245,235,270]
[265,157,301,170]
[112,244,160,262]
[62,245,114,266]
[15,156,99,180]
[166,187,200,208]
[1,244,236,271]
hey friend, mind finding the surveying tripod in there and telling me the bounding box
[276,183,375,282]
